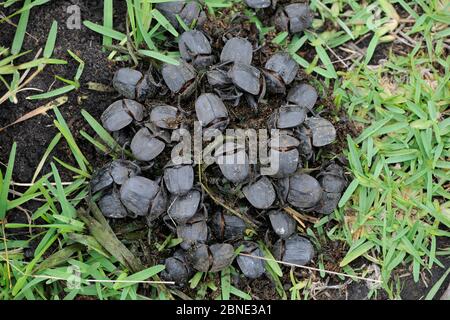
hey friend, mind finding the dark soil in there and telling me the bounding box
[0,0,448,300]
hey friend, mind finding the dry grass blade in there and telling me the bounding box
[0,95,68,132]
[77,203,143,272]
[238,252,382,284]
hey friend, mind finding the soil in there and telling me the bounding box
[0,0,448,300]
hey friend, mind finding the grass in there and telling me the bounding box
[0,0,449,300]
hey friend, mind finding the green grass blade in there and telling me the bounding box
[44,20,58,58]
[0,142,17,220]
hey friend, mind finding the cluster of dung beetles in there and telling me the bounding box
[90,1,347,286]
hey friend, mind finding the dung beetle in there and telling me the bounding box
[112,68,156,101]
[163,164,194,196]
[195,93,229,130]
[268,210,296,239]
[220,37,253,65]
[236,241,265,279]
[304,117,336,147]
[287,173,322,210]
[287,83,318,111]
[190,243,235,272]
[150,104,180,130]
[294,125,314,161]
[244,0,274,9]
[215,142,251,184]
[177,213,208,250]
[268,105,307,129]
[263,53,299,94]
[228,63,262,96]
[206,69,232,88]
[314,163,346,214]
[168,189,201,224]
[161,60,197,98]
[162,250,193,286]
[156,1,206,31]
[179,30,214,69]
[268,131,300,178]
[147,185,168,224]
[273,234,315,266]
[274,3,314,34]
[119,176,160,217]
[90,159,141,194]
[242,176,276,209]
[130,127,166,161]
[98,188,128,219]
[101,99,145,132]
[211,211,247,241]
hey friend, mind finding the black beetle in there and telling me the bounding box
[119,176,160,217]
[242,176,276,209]
[168,189,201,224]
[287,173,322,210]
[190,243,235,272]
[220,37,253,65]
[130,127,166,162]
[179,30,214,69]
[287,83,318,111]
[268,210,296,239]
[211,211,247,241]
[161,60,197,98]
[161,250,193,286]
[101,99,145,132]
[195,93,229,130]
[273,234,314,265]
[156,1,206,31]
[163,164,194,196]
[177,213,208,250]
[274,3,314,34]
[236,241,265,279]
[263,53,299,94]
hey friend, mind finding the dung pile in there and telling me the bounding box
[90,1,347,286]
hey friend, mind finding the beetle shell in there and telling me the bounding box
[272,105,307,129]
[177,214,208,250]
[112,68,143,100]
[156,1,205,30]
[195,93,228,127]
[220,37,253,65]
[120,176,159,216]
[318,163,346,194]
[215,142,250,184]
[287,84,318,111]
[91,160,140,194]
[148,186,168,223]
[295,125,314,161]
[179,30,213,68]
[273,234,314,265]
[130,127,165,161]
[269,210,296,239]
[168,189,201,224]
[162,60,197,94]
[190,244,211,272]
[242,176,276,209]
[101,99,145,132]
[206,69,232,88]
[314,191,341,215]
[98,189,128,219]
[305,117,336,147]
[162,251,192,286]
[209,243,235,272]
[211,211,246,241]
[244,0,272,9]
[287,173,322,209]
[265,53,299,85]
[164,165,194,196]
[236,241,265,279]
[274,3,313,34]
[262,69,286,94]
[268,132,301,178]
[150,105,179,130]
[110,160,141,185]
[229,63,261,96]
